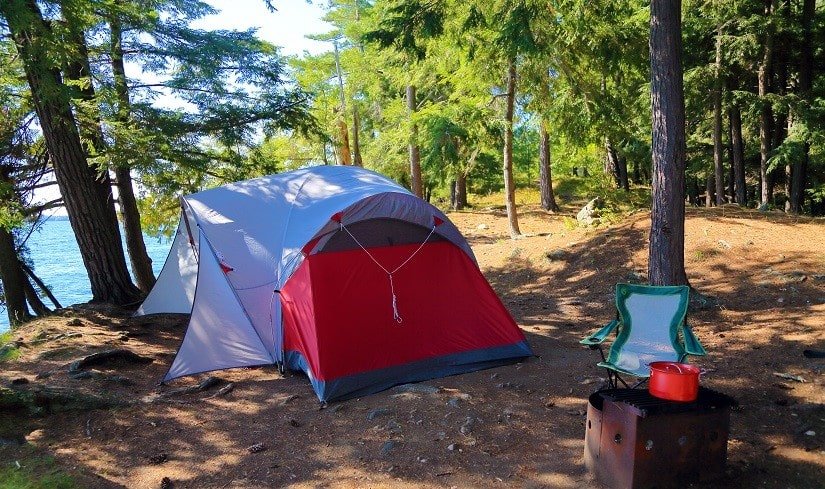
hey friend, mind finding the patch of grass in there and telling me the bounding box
[693,248,721,261]
[0,332,19,363]
[468,186,544,208]
[0,452,77,489]
[562,217,578,230]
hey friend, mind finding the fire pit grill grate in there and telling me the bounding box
[596,386,737,417]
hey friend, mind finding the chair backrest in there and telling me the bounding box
[606,283,690,377]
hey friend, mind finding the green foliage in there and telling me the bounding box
[362,0,445,59]
[0,331,20,362]
[3,0,824,249]
[562,216,578,230]
[0,452,77,489]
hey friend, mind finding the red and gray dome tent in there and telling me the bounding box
[137,166,532,402]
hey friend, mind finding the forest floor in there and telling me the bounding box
[1,204,824,488]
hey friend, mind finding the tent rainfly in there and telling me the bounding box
[138,166,532,402]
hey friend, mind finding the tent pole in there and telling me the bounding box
[180,198,199,261]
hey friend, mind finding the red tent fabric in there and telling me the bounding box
[282,241,531,401]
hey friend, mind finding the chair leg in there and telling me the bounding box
[614,373,629,389]
[606,370,616,389]
[595,346,618,389]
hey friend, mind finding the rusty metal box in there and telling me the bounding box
[584,388,734,489]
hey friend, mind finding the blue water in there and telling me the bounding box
[1,217,172,332]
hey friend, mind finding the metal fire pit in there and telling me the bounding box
[584,387,736,489]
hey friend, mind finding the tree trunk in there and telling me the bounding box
[727,120,735,202]
[784,135,792,211]
[115,167,155,291]
[1,0,141,305]
[23,275,50,316]
[604,137,621,188]
[21,262,62,309]
[503,58,521,238]
[321,141,329,165]
[648,0,688,286]
[64,6,154,294]
[790,0,814,213]
[406,85,423,197]
[336,118,352,165]
[450,179,457,209]
[455,174,467,210]
[0,227,32,326]
[333,40,351,166]
[352,106,363,167]
[110,15,155,292]
[730,105,747,205]
[758,0,776,206]
[686,176,700,207]
[705,171,714,207]
[617,155,629,191]
[773,0,789,211]
[712,24,725,206]
[538,121,559,212]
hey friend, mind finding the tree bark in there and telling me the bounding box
[705,171,715,207]
[604,137,620,187]
[21,262,62,309]
[758,0,777,206]
[110,14,156,292]
[352,106,363,167]
[452,174,468,210]
[23,274,50,316]
[712,24,725,206]
[115,167,155,291]
[773,0,789,211]
[333,40,351,166]
[406,85,423,197]
[648,0,688,286]
[456,173,467,209]
[538,121,559,212]
[687,176,700,207]
[730,105,747,205]
[336,118,352,165]
[503,58,521,238]
[450,179,457,209]
[1,0,141,305]
[617,155,629,191]
[0,227,32,326]
[727,119,735,202]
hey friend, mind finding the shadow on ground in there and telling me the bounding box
[1,207,823,488]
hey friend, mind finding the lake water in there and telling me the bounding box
[1,217,172,332]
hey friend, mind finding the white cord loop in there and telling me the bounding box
[339,219,437,325]
[388,273,402,323]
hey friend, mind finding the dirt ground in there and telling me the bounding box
[1,205,824,488]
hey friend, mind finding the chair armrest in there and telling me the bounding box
[682,324,707,356]
[580,320,619,345]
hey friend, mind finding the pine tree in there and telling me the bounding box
[1,0,141,305]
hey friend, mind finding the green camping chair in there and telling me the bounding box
[580,283,706,389]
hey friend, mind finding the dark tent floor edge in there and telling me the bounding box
[286,341,533,402]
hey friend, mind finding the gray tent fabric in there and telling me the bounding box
[164,233,273,380]
[136,214,199,315]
